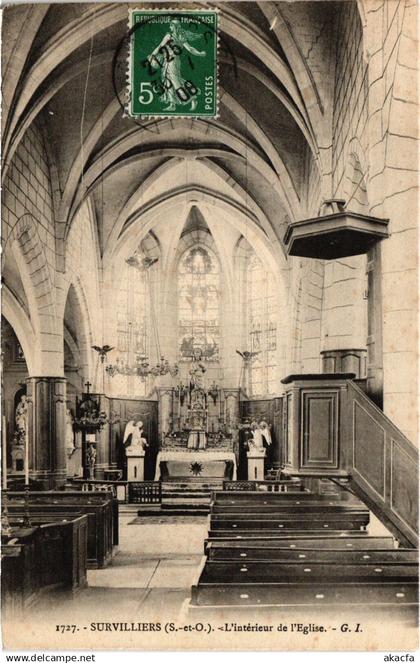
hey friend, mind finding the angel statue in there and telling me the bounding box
[249,420,272,451]
[147,19,206,112]
[123,420,149,453]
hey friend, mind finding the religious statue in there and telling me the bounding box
[123,420,149,453]
[248,420,272,451]
[186,348,208,450]
[15,394,28,441]
[66,408,75,457]
[189,348,206,397]
[86,443,97,479]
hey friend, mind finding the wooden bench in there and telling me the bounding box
[2,515,88,619]
[9,491,119,546]
[211,490,349,506]
[204,535,394,554]
[199,559,418,583]
[191,578,419,608]
[205,541,414,561]
[209,512,369,530]
[8,491,116,568]
[190,486,418,622]
[210,503,369,517]
[211,495,352,512]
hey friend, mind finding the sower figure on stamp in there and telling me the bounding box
[147,19,206,111]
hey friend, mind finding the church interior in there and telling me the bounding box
[1,0,419,649]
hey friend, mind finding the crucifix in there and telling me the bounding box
[84,381,92,395]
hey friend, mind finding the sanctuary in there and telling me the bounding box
[1,0,418,650]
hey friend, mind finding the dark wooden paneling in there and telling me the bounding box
[109,398,158,480]
[301,391,338,468]
[391,440,419,535]
[353,401,385,498]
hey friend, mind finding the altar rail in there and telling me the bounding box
[222,479,304,492]
[129,481,161,504]
[67,479,162,504]
[68,478,128,503]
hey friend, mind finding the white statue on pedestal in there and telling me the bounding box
[249,420,272,451]
[247,420,271,481]
[123,420,148,481]
[123,420,148,453]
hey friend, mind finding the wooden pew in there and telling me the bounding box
[9,491,119,546]
[199,559,418,583]
[2,515,88,619]
[210,503,370,517]
[204,535,392,553]
[8,491,117,568]
[189,486,418,622]
[211,494,362,513]
[205,540,414,561]
[211,490,357,506]
[191,577,418,608]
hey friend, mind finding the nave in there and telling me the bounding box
[3,478,418,651]
[1,0,418,651]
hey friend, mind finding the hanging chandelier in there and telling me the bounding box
[105,249,178,381]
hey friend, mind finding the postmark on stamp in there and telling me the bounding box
[128,9,218,118]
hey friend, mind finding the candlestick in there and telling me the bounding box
[2,416,7,490]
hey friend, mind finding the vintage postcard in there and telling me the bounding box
[1,0,418,655]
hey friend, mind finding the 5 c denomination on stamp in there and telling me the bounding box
[128,9,218,118]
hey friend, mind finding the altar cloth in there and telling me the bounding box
[154,451,237,480]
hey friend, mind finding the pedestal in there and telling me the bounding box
[247,449,266,480]
[126,449,145,482]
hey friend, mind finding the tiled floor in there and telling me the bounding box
[32,512,208,624]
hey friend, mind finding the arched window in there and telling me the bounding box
[246,255,277,395]
[178,245,220,361]
[113,262,148,396]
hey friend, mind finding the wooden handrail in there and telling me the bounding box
[344,380,418,547]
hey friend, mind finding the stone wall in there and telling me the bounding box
[292,1,418,442]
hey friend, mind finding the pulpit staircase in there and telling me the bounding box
[185,484,419,623]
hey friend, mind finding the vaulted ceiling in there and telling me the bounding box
[2,2,340,265]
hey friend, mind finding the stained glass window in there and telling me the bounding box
[247,255,277,395]
[113,263,147,396]
[178,245,220,361]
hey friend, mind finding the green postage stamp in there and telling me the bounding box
[128,9,219,118]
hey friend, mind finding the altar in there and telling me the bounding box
[154,349,241,481]
[154,450,237,480]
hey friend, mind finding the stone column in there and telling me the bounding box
[26,376,67,489]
